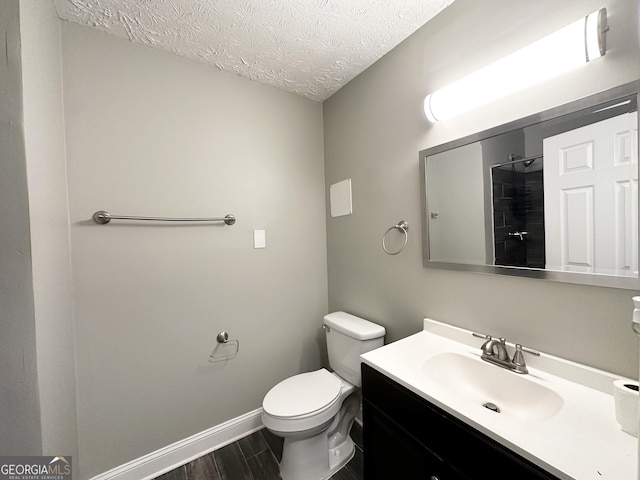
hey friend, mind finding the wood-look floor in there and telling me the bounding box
[154,423,363,480]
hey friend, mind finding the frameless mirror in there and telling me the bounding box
[420,81,640,289]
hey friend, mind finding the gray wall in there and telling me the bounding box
[61,22,327,478]
[0,0,42,456]
[323,0,640,378]
[20,0,79,464]
[1,0,80,467]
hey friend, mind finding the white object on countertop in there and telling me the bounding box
[614,379,639,437]
[632,296,640,335]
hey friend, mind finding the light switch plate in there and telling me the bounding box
[330,178,352,217]
[253,230,266,249]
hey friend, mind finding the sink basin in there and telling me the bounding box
[422,352,563,422]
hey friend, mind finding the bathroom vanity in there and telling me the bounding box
[363,363,559,479]
[360,319,636,479]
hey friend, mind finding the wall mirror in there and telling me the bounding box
[420,81,640,289]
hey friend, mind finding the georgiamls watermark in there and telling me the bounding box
[0,456,71,480]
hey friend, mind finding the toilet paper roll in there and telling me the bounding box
[614,379,639,437]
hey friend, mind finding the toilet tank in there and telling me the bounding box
[324,312,385,387]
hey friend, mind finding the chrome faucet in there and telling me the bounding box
[482,337,510,361]
[473,333,540,374]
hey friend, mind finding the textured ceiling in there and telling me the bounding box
[53,0,454,101]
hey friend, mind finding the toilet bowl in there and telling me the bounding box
[263,369,357,480]
[261,312,385,480]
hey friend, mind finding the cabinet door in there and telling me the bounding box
[364,400,462,480]
[362,364,559,480]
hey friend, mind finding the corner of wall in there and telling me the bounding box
[19,0,79,469]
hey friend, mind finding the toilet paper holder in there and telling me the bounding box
[210,331,240,362]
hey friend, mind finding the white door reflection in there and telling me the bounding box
[543,112,638,275]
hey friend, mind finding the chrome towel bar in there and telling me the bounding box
[92,210,236,226]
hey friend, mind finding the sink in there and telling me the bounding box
[422,352,564,422]
[361,318,636,479]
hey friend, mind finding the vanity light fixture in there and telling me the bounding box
[423,8,608,123]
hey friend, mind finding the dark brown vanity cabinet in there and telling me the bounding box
[361,364,561,480]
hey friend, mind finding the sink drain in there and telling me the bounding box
[483,402,500,413]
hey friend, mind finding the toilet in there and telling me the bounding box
[262,311,385,480]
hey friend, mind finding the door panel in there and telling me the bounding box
[544,113,638,275]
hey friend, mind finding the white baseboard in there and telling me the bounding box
[89,408,264,480]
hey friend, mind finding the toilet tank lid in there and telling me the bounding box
[323,312,385,340]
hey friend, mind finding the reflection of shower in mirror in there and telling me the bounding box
[509,153,537,168]
[491,156,545,269]
[492,153,544,173]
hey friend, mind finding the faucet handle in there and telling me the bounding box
[472,332,491,340]
[519,345,540,357]
[511,344,540,374]
[512,344,526,366]
[472,332,493,352]
[511,345,528,374]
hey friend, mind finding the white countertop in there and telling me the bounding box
[360,318,637,480]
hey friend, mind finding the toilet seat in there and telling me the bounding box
[263,369,342,419]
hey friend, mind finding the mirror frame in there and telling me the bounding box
[420,81,640,289]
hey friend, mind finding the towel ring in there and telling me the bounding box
[382,221,408,255]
